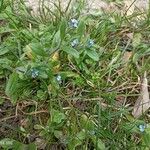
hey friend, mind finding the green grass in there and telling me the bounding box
[0,0,150,149]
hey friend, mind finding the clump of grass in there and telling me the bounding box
[0,0,150,149]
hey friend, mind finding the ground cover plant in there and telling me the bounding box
[0,0,150,149]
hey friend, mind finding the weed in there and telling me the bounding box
[0,0,150,149]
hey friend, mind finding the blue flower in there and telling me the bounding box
[139,124,146,132]
[31,69,39,78]
[71,39,79,47]
[56,75,62,84]
[87,39,94,48]
[69,19,78,28]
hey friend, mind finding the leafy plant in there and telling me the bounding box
[0,0,150,149]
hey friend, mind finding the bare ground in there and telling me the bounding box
[24,0,149,14]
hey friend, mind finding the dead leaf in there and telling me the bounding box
[126,33,133,39]
[20,118,30,128]
[132,71,150,118]
[35,138,47,149]
[122,51,132,63]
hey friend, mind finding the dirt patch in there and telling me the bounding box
[24,0,149,13]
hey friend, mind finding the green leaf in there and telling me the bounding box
[0,45,9,55]
[0,139,36,150]
[143,133,150,148]
[0,26,15,35]
[0,138,14,149]
[39,70,48,79]
[13,141,36,150]
[0,58,12,69]
[132,33,142,48]
[91,137,105,150]
[51,30,61,49]
[60,18,67,40]
[133,48,150,63]
[80,114,95,131]
[5,72,29,104]
[54,130,63,139]
[30,43,47,57]
[60,71,79,78]
[27,143,37,150]
[86,49,99,61]
[37,90,46,100]
[63,46,80,59]
[143,127,150,148]
[76,129,86,141]
[5,72,19,103]
[132,53,139,63]
[13,141,26,150]
[68,130,86,150]
[51,109,65,124]
[77,20,85,39]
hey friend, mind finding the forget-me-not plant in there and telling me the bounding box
[87,39,94,48]
[71,39,79,47]
[56,74,62,84]
[69,19,78,28]
[139,124,146,132]
[31,68,39,78]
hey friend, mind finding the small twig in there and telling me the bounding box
[0,110,49,122]
[15,103,19,116]
[62,97,126,110]
[19,109,49,115]
[0,115,19,122]
[65,0,72,13]
[0,96,10,100]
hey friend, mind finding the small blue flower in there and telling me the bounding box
[56,75,62,84]
[139,124,146,132]
[69,19,78,28]
[87,39,94,48]
[31,69,39,78]
[71,39,79,47]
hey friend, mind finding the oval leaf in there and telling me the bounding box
[60,18,67,40]
[5,72,19,103]
[77,20,85,39]
[63,46,80,59]
[86,49,99,61]
[0,138,14,149]
[30,43,47,57]
[51,30,61,49]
